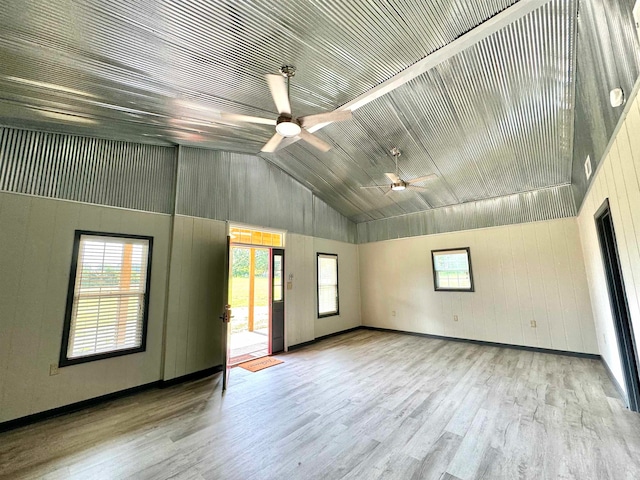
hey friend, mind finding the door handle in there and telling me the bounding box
[220,304,232,323]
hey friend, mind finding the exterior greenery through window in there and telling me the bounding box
[431,248,474,292]
[60,231,153,366]
[317,253,339,317]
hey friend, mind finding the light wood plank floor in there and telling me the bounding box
[2,330,640,480]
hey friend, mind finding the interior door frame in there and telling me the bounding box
[221,234,232,392]
[595,199,640,411]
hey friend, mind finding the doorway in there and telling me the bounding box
[595,199,640,411]
[227,225,286,366]
[229,246,270,364]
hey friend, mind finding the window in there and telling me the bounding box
[60,231,153,366]
[317,253,339,317]
[229,226,284,247]
[431,248,474,292]
[273,253,283,302]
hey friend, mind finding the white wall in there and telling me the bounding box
[577,89,640,393]
[163,216,227,380]
[0,192,172,423]
[359,217,598,354]
[283,234,362,347]
[314,238,361,338]
[284,233,316,347]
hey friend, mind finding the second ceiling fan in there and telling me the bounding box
[361,147,437,195]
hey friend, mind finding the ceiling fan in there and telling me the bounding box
[258,65,352,153]
[360,147,437,195]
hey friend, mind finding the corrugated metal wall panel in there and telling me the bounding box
[571,0,640,206]
[357,185,576,243]
[0,127,175,213]
[176,146,355,242]
[312,197,357,244]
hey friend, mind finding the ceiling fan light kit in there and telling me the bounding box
[258,65,352,152]
[275,117,301,137]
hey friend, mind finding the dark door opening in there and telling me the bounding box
[595,199,640,411]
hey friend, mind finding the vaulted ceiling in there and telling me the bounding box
[0,0,635,223]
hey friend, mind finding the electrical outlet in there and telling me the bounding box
[287,281,293,290]
[49,363,59,376]
[453,315,459,322]
[392,310,396,317]
[530,320,537,328]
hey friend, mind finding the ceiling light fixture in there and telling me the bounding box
[391,183,406,191]
[275,117,301,137]
[610,88,625,108]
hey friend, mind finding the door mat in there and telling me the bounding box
[238,356,284,372]
[230,353,257,365]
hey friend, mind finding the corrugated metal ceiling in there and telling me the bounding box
[0,0,583,223]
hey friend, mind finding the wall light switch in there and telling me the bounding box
[49,363,59,376]
[530,320,537,328]
[453,315,459,322]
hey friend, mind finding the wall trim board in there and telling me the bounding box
[159,365,222,389]
[0,366,222,434]
[287,326,362,351]
[360,326,601,359]
[287,325,601,359]
[601,357,628,406]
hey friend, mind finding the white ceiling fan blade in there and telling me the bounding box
[298,129,331,152]
[261,132,285,153]
[385,172,400,183]
[407,174,437,185]
[298,110,352,128]
[275,136,301,152]
[219,113,276,126]
[266,74,291,116]
[406,185,428,191]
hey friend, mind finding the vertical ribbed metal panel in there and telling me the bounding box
[177,147,354,242]
[176,146,232,221]
[312,197,357,244]
[0,127,176,213]
[571,0,640,207]
[356,185,576,243]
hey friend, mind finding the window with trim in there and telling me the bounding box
[60,231,153,366]
[431,248,474,292]
[317,253,339,317]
